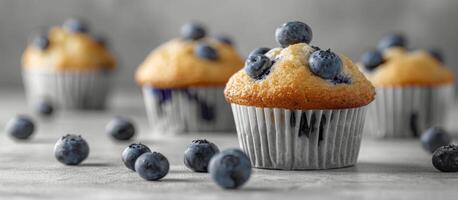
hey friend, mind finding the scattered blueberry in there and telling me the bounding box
[209,148,252,189]
[122,143,151,171]
[421,127,451,153]
[247,47,270,58]
[181,23,206,40]
[215,35,233,45]
[432,145,458,172]
[33,35,50,50]
[275,21,313,47]
[427,48,444,63]
[54,134,89,165]
[360,49,384,71]
[377,34,407,51]
[106,117,136,141]
[135,152,170,181]
[36,101,54,117]
[308,49,342,79]
[184,139,220,172]
[5,115,35,140]
[245,54,273,80]
[195,43,218,60]
[63,18,89,33]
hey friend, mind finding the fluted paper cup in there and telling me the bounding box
[231,104,367,170]
[143,86,234,134]
[366,85,454,138]
[22,69,111,110]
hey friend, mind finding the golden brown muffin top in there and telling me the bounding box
[367,48,454,87]
[22,25,116,71]
[225,43,375,110]
[135,37,244,88]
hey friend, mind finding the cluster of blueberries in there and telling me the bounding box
[181,23,233,61]
[360,34,445,71]
[121,140,251,189]
[244,21,350,84]
[32,18,107,50]
[4,102,252,189]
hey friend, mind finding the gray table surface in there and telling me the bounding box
[1,87,457,200]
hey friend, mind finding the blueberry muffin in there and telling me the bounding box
[22,19,116,110]
[135,23,244,134]
[225,21,375,170]
[360,34,454,138]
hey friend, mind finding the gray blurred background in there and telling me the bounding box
[0,0,457,88]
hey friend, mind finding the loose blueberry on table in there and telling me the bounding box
[122,143,151,171]
[5,115,35,140]
[421,127,451,153]
[36,101,54,117]
[247,47,270,58]
[181,23,206,40]
[432,144,458,172]
[33,34,50,50]
[209,148,252,189]
[135,152,170,181]
[275,21,313,47]
[184,139,220,172]
[360,49,384,71]
[377,33,407,51]
[195,43,219,60]
[308,49,343,79]
[63,18,89,33]
[54,134,90,165]
[106,117,136,141]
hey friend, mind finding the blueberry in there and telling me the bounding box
[5,115,35,140]
[308,49,342,79]
[432,145,458,172]
[33,35,50,50]
[195,43,218,60]
[247,47,270,58]
[421,127,451,153]
[54,134,89,165]
[377,34,407,51]
[427,48,444,63]
[215,35,233,45]
[106,117,135,141]
[275,21,313,47]
[209,148,252,189]
[360,49,384,71]
[181,23,206,40]
[122,143,151,171]
[36,101,54,117]
[135,152,169,181]
[63,19,89,33]
[184,139,220,172]
[245,54,273,80]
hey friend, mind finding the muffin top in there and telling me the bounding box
[359,34,454,87]
[225,21,375,110]
[22,19,116,71]
[135,23,244,88]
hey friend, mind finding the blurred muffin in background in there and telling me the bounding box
[135,22,244,134]
[359,34,454,138]
[22,19,116,110]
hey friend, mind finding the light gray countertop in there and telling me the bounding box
[1,87,457,200]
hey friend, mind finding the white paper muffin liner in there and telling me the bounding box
[142,86,234,134]
[366,85,454,138]
[231,104,368,170]
[22,69,111,110]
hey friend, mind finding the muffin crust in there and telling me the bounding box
[225,43,375,110]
